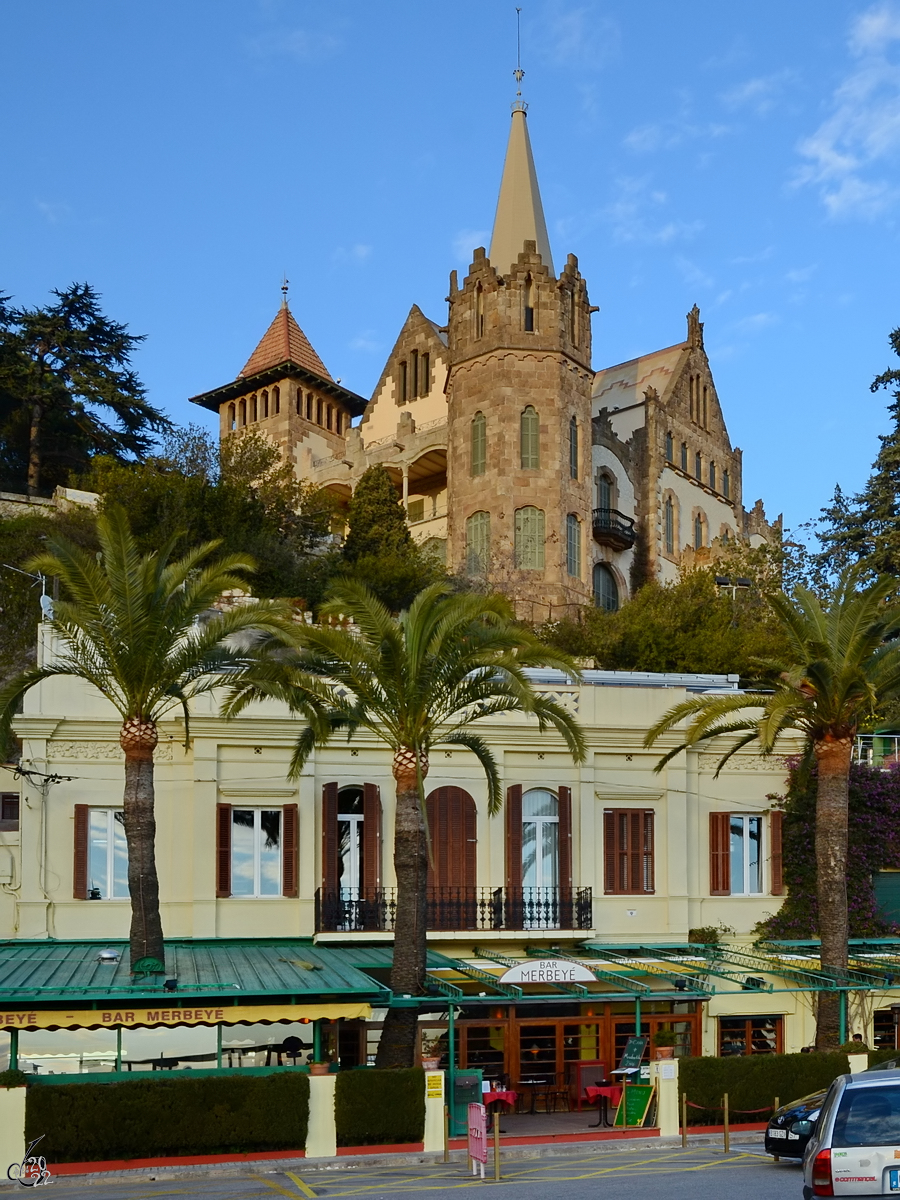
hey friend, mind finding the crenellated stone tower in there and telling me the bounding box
[445,103,596,615]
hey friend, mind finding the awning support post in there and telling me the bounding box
[216,1024,222,1069]
[635,996,641,1034]
[839,991,847,1045]
[448,1003,456,1135]
[8,1029,17,1071]
[313,1019,322,1062]
[116,1026,122,1072]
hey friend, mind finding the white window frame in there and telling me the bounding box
[729,814,763,896]
[89,808,129,900]
[231,808,282,898]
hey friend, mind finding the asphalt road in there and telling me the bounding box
[23,1147,804,1200]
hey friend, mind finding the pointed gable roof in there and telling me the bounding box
[239,303,333,382]
[489,107,555,276]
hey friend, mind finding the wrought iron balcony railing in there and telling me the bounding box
[592,507,636,550]
[315,886,593,933]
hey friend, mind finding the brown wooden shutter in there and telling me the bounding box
[603,809,616,893]
[216,803,232,898]
[362,783,382,893]
[426,787,477,890]
[628,811,642,893]
[770,810,784,896]
[73,804,89,899]
[709,811,731,896]
[282,803,299,898]
[642,810,655,894]
[322,782,339,892]
[505,784,523,892]
[557,786,573,891]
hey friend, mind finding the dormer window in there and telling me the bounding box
[524,275,534,332]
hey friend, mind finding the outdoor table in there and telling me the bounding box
[483,1090,517,1132]
[516,1078,552,1114]
[585,1083,622,1128]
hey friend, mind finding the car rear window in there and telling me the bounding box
[833,1086,900,1147]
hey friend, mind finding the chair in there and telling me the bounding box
[547,1070,572,1113]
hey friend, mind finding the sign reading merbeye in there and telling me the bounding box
[497,959,595,985]
[0,1002,371,1030]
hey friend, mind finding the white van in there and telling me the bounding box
[802,1068,900,1196]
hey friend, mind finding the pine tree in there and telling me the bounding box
[342,464,413,562]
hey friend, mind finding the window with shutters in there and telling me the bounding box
[520,406,539,469]
[87,810,129,899]
[231,809,282,897]
[729,815,762,895]
[407,498,425,523]
[515,506,545,569]
[471,411,486,476]
[603,809,654,894]
[0,794,19,831]
[566,514,581,578]
[466,510,490,575]
[569,416,578,479]
[337,787,365,894]
[593,563,618,612]
[522,789,559,889]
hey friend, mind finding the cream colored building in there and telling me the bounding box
[3,633,895,1079]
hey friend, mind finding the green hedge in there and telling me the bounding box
[867,1047,900,1067]
[679,1052,850,1125]
[335,1068,424,1147]
[26,1073,309,1163]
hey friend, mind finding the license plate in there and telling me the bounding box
[890,1169,900,1191]
[787,1132,799,1140]
[769,1129,786,1139]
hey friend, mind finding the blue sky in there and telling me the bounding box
[3,1,900,532]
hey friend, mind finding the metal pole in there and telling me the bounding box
[635,997,642,1036]
[443,1104,450,1163]
[839,992,847,1046]
[723,1093,730,1153]
[448,1004,457,1137]
[681,1091,688,1148]
[493,1111,501,1181]
[116,1026,122,1072]
[313,1019,322,1062]
[9,1029,18,1071]
[216,1024,222,1069]
[622,1077,628,1129]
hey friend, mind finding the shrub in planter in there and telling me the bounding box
[0,1070,29,1089]
[679,1053,850,1126]
[25,1073,310,1163]
[335,1068,425,1147]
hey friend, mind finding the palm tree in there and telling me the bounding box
[224,580,587,1067]
[644,567,900,1047]
[0,507,295,974]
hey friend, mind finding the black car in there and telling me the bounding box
[765,1089,827,1159]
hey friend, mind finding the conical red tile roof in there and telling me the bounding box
[239,304,333,381]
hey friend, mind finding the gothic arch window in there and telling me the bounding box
[723,469,731,500]
[466,511,490,575]
[410,350,418,399]
[702,385,708,428]
[664,495,676,555]
[228,404,236,432]
[665,431,673,462]
[420,351,430,396]
[695,451,702,480]
[596,471,615,512]
[326,404,333,431]
[251,394,258,422]
[273,386,280,415]
[336,411,343,435]
[680,442,688,472]
[522,789,558,889]
[709,461,716,491]
[520,406,540,469]
[306,393,313,421]
[593,563,619,612]
[515,506,545,569]
[694,512,706,549]
[569,416,578,479]
[720,525,733,545]
[238,399,246,426]
[475,283,484,338]
[524,275,535,332]
[399,360,408,403]
[260,390,268,419]
[471,412,486,476]
[316,397,323,425]
[566,514,581,578]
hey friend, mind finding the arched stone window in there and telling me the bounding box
[471,412,486,476]
[260,390,267,419]
[514,506,545,569]
[665,431,673,462]
[326,404,333,431]
[251,394,258,422]
[723,469,730,500]
[316,397,323,425]
[664,496,675,555]
[524,274,534,332]
[228,404,236,432]
[465,511,490,575]
[596,471,615,512]
[520,406,539,469]
[566,514,581,578]
[680,442,688,472]
[238,399,246,426]
[475,283,484,338]
[336,411,343,435]
[569,416,578,479]
[273,386,280,415]
[694,512,706,548]
[709,461,716,491]
[593,563,619,612]
[695,451,702,480]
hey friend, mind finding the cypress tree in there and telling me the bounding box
[342,465,413,562]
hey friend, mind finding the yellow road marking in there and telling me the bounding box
[251,1174,305,1198]
[285,1170,317,1197]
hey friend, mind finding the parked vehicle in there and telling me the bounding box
[802,1068,900,1197]
[765,1089,827,1159]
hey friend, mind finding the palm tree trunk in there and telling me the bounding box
[120,720,164,973]
[376,755,428,1069]
[814,733,853,1049]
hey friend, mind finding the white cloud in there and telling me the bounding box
[350,331,380,353]
[730,246,774,264]
[333,244,372,264]
[721,70,795,116]
[247,27,339,61]
[452,229,490,264]
[795,2,900,218]
[785,265,816,283]
[602,176,703,244]
[540,3,620,68]
[733,312,777,334]
[623,117,729,154]
[35,200,71,224]
[675,256,714,289]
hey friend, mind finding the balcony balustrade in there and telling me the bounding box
[854,734,900,769]
[315,886,593,933]
[592,507,636,550]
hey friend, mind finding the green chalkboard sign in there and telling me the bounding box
[612,1035,648,1074]
[613,1083,655,1128]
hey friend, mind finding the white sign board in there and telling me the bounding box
[497,958,595,985]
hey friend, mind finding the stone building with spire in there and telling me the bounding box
[191,105,779,619]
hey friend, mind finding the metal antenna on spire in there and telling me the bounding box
[281,274,289,307]
[512,7,527,112]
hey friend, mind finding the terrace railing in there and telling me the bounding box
[315,886,593,933]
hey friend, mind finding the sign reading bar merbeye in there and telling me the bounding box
[0,1002,371,1030]
[497,959,595,985]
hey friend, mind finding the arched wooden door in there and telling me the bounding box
[426,786,477,930]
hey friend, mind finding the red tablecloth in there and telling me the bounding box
[484,1090,518,1107]
[585,1085,622,1107]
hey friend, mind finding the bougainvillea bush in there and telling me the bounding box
[758,762,900,940]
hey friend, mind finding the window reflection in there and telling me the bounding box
[337,787,365,894]
[89,810,129,899]
[231,809,281,897]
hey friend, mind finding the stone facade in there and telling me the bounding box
[191,109,780,619]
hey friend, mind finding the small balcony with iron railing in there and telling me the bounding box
[592,507,636,551]
[854,734,900,769]
[315,886,593,934]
